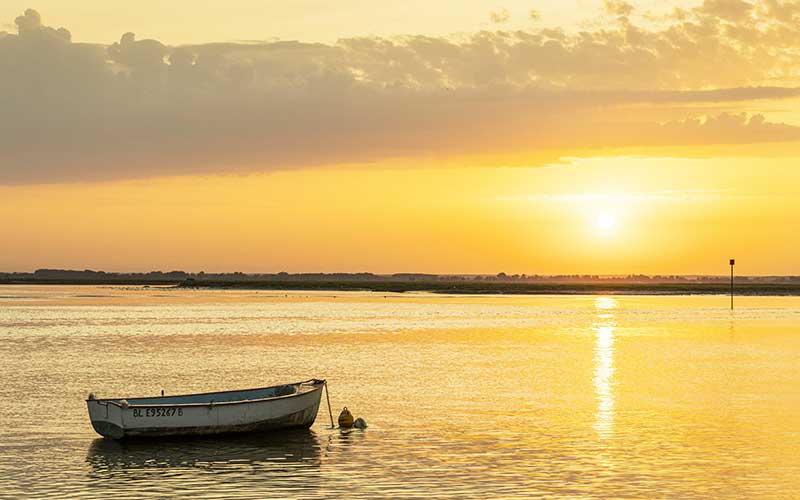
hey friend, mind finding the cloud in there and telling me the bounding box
[657,113,800,142]
[760,0,800,23]
[108,32,168,75]
[2,5,800,184]
[489,9,511,24]
[604,0,635,16]
[699,0,754,22]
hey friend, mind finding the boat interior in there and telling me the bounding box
[109,382,313,406]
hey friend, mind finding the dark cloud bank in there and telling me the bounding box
[2,3,800,184]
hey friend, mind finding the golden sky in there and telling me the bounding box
[0,1,698,45]
[1,2,800,274]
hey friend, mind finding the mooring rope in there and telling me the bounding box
[323,380,335,428]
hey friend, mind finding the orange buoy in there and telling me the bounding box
[338,407,354,428]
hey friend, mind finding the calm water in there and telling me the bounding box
[0,286,798,499]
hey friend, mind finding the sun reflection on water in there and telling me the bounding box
[593,297,617,439]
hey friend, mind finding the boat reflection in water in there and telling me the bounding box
[86,429,324,496]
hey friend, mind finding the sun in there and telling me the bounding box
[594,212,617,234]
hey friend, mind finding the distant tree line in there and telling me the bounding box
[0,269,799,284]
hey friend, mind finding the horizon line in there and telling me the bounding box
[3,268,799,279]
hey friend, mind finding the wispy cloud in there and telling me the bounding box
[496,188,737,203]
[489,8,511,24]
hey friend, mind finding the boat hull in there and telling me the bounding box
[87,381,324,439]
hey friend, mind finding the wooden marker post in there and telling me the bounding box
[729,259,735,310]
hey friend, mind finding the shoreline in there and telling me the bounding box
[179,281,800,296]
[3,280,800,296]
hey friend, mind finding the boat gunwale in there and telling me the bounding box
[86,379,325,409]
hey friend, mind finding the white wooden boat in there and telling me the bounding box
[86,379,325,439]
